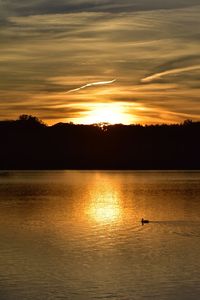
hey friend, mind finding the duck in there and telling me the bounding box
[141,218,149,224]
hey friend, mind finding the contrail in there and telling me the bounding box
[141,65,200,83]
[65,79,116,94]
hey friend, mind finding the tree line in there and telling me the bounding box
[0,115,199,170]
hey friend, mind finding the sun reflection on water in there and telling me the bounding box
[89,202,121,223]
[86,181,123,225]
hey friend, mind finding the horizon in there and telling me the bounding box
[0,114,199,127]
[0,1,200,125]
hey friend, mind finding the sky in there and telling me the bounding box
[0,0,200,124]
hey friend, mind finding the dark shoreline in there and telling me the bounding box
[0,116,200,170]
[1,169,200,171]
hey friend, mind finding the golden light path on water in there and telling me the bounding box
[88,193,122,224]
[86,176,123,225]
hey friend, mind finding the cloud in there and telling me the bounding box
[141,65,200,83]
[1,0,200,18]
[65,79,116,94]
[0,3,200,124]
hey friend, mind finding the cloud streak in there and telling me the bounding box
[141,65,200,83]
[65,79,116,94]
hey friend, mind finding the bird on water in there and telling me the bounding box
[141,218,149,224]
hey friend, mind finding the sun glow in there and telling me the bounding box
[77,103,132,125]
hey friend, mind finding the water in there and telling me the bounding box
[0,171,200,300]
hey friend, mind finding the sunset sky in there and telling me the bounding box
[0,0,200,124]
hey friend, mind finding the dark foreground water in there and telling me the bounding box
[0,171,200,300]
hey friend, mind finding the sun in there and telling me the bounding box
[77,103,132,125]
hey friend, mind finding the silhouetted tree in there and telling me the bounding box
[183,119,193,126]
[18,115,46,128]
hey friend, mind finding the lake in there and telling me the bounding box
[0,171,200,299]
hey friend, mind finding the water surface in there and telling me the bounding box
[0,171,200,299]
